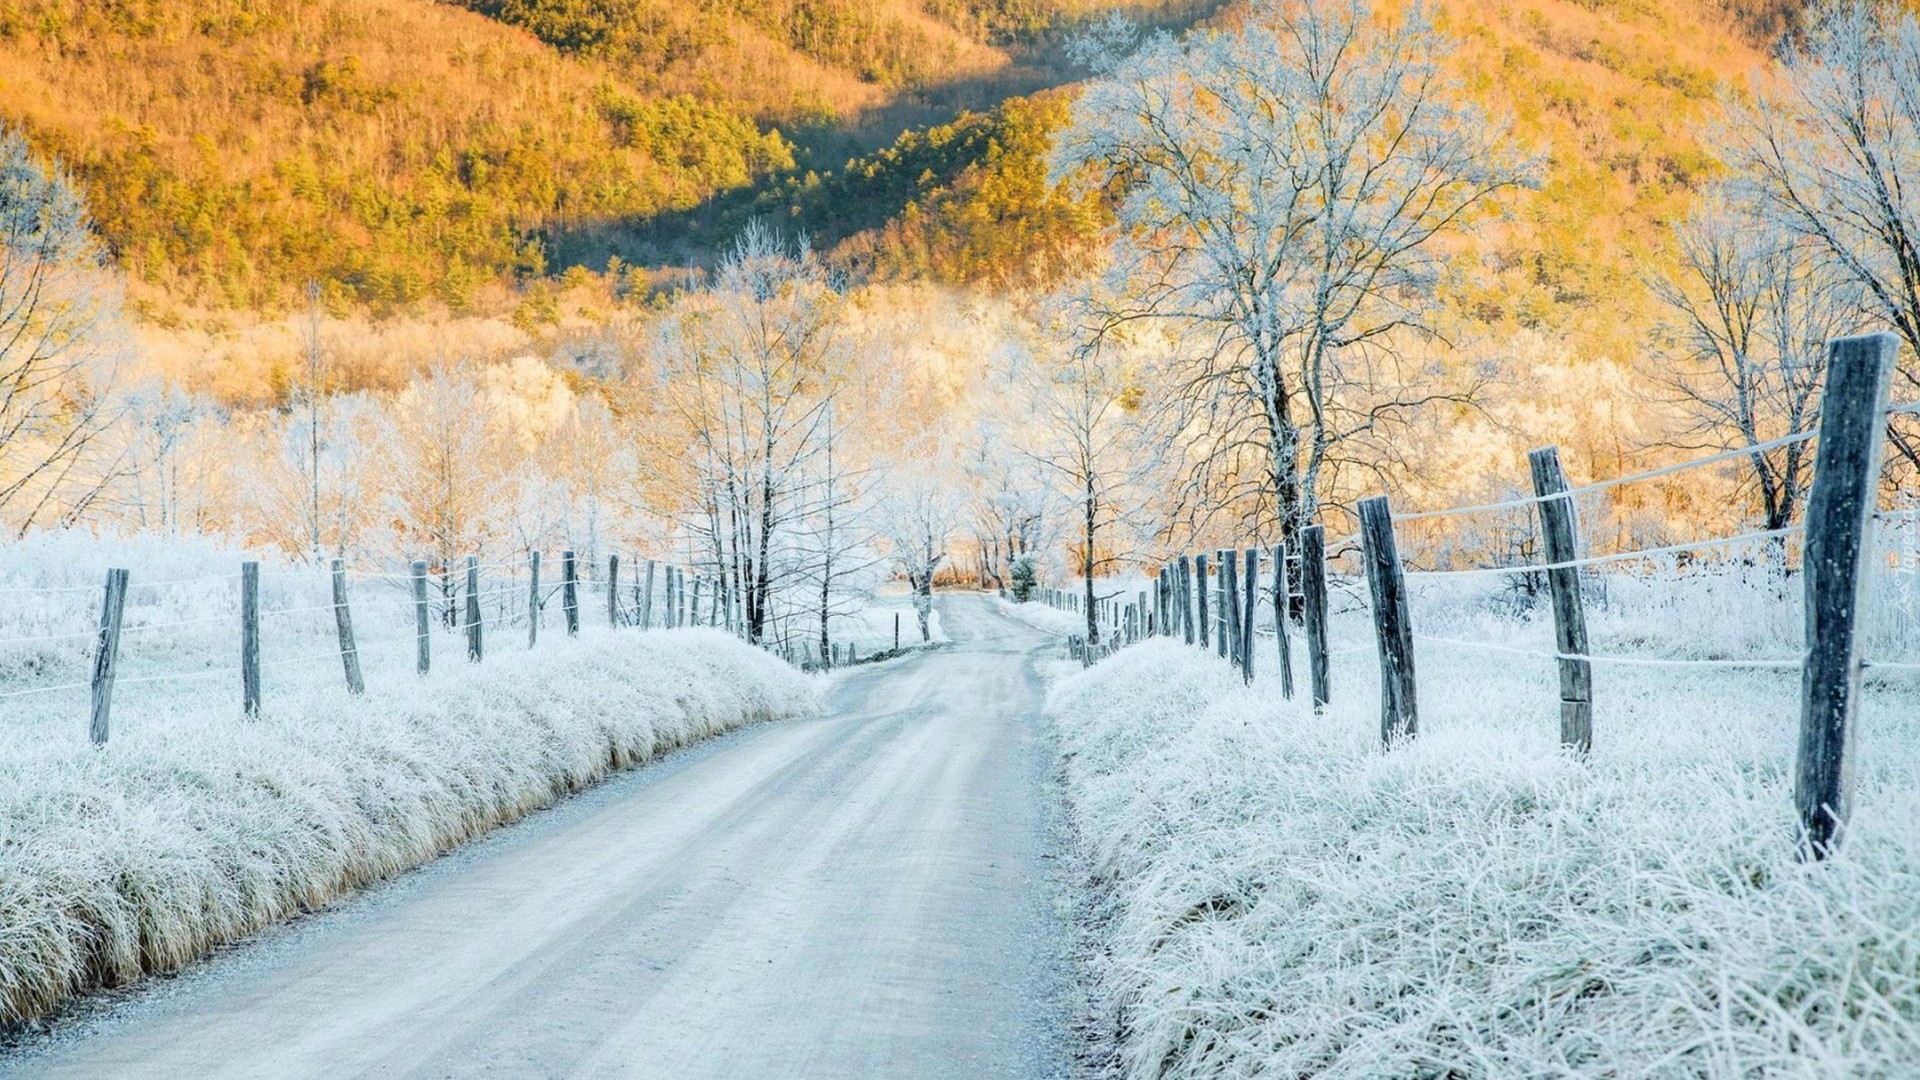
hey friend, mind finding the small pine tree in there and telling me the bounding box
[1010,554,1037,603]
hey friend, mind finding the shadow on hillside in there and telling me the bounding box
[544,0,1227,275]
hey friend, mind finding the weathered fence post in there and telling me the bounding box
[894,612,901,652]
[464,555,483,662]
[1179,555,1195,645]
[692,576,705,628]
[527,551,542,648]
[332,558,365,694]
[643,559,657,628]
[563,550,580,637]
[1529,446,1593,754]
[412,559,431,674]
[1195,552,1210,649]
[1358,497,1417,744]
[608,554,621,627]
[1796,331,1898,859]
[1221,548,1240,667]
[240,560,262,717]
[89,568,129,745]
[1272,543,1294,700]
[1301,525,1331,708]
[1242,547,1259,683]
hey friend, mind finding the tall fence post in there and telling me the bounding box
[692,576,705,628]
[89,568,129,745]
[1796,331,1897,859]
[527,551,542,649]
[1214,550,1230,659]
[1272,543,1294,699]
[1301,525,1331,708]
[331,558,365,695]
[1179,554,1194,645]
[563,550,579,637]
[1358,497,1417,744]
[412,559,431,674]
[241,561,261,716]
[1242,547,1259,683]
[1196,552,1210,649]
[608,554,621,627]
[643,559,657,629]
[462,556,482,662]
[1221,548,1240,667]
[894,612,901,652]
[1529,446,1593,754]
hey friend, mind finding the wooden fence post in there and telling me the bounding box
[1358,497,1417,743]
[894,612,900,652]
[1213,545,1228,657]
[1301,525,1331,708]
[1178,555,1194,644]
[241,561,261,716]
[692,576,705,628]
[464,555,483,662]
[412,560,431,674]
[332,558,365,694]
[643,559,657,628]
[1529,446,1593,754]
[1796,331,1898,859]
[1221,548,1240,667]
[1242,547,1259,683]
[89,568,129,745]
[1272,543,1295,700]
[527,551,542,648]
[608,554,621,627]
[1195,552,1210,649]
[563,550,579,637]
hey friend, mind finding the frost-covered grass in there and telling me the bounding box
[0,533,819,1025]
[996,596,1087,637]
[1051,607,1920,1078]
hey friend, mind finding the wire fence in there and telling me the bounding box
[0,550,738,740]
[1044,331,1913,861]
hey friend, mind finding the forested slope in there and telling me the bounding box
[0,0,1793,341]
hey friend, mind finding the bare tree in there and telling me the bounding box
[380,363,510,623]
[1050,0,1534,554]
[1717,0,1920,465]
[1648,193,1862,535]
[881,477,960,642]
[644,222,854,645]
[1011,337,1161,646]
[0,124,127,535]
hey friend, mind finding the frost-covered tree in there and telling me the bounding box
[880,476,960,642]
[1719,0,1920,453]
[243,391,377,561]
[645,223,855,645]
[961,411,1055,596]
[0,124,127,534]
[1051,0,1533,551]
[1649,194,1862,533]
[380,363,512,622]
[1011,338,1160,646]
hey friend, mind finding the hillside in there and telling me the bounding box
[0,0,1791,346]
[0,0,1187,314]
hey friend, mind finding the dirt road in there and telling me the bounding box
[1,596,1070,1079]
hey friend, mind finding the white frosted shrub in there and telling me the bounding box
[1050,633,1920,1079]
[0,627,817,1023]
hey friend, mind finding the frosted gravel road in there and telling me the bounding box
[1,595,1071,1079]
